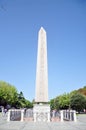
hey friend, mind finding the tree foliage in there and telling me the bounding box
[70,93,86,112]
[50,98,56,110]
[16,91,33,108]
[58,93,70,109]
[77,86,86,96]
[50,86,86,111]
[50,93,70,110]
[0,81,18,107]
[0,81,33,109]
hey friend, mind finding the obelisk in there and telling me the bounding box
[35,27,48,103]
[33,27,50,122]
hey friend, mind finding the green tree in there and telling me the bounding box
[0,81,18,107]
[70,93,86,113]
[25,99,33,108]
[50,93,70,110]
[16,91,26,108]
[50,99,56,110]
[16,91,33,108]
[58,93,70,109]
[54,97,60,110]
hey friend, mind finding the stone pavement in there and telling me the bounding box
[0,114,86,130]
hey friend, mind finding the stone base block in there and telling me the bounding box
[33,104,50,122]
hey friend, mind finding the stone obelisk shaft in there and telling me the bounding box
[35,27,48,102]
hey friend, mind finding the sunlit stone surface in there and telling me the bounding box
[35,27,48,103]
[34,27,50,122]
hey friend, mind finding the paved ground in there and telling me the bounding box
[0,114,86,130]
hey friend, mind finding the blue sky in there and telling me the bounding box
[0,0,86,101]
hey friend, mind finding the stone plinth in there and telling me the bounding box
[33,104,50,122]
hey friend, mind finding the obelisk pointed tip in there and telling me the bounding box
[40,26,44,30]
[40,26,44,29]
[39,27,46,33]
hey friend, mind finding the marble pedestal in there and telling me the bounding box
[33,104,50,122]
